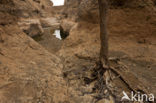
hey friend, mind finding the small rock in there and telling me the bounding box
[30,61,36,65]
[97,96,115,103]
[18,19,44,37]
[138,38,146,44]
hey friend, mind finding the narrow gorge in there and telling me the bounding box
[0,0,156,103]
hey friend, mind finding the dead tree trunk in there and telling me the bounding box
[98,0,109,68]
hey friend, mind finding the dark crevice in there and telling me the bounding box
[60,26,69,39]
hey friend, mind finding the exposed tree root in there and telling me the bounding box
[85,59,155,103]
